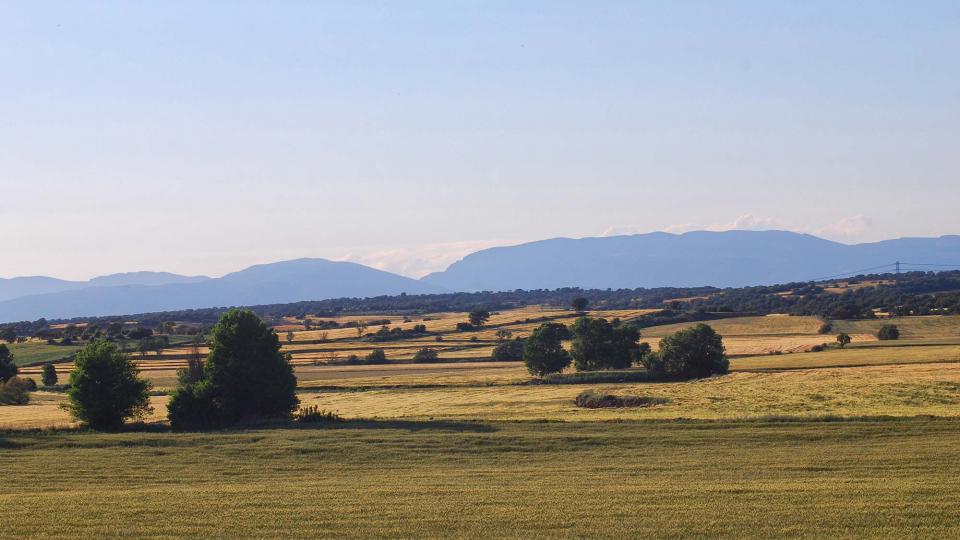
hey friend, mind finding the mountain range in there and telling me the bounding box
[2,230,960,322]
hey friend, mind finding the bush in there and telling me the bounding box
[0,344,16,383]
[491,339,525,362]
[523,323,571,377]
[0,377,33,405]
[41,363,58,386]
[412,348,439,363]
[65,340,152,430]
[455,322,475,332]
[295,405,342,423]
[817,322,833,334]
[168,309,298,430]
[643,323,728,379]
[365,349,389,364]
[574,390,668,409]
[836,333,852,348]
[570,317,640,371]
[877,324,900,340]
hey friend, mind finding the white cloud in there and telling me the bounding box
[707,214,792,232]
[334,239,505,278]
[815,215,873,241]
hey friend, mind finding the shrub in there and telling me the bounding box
[570,317,640,371]
[817,322,833,334]
[0,344,16,383]
[0,377,33,405]
[455,322,475,332]
[468,310,491,327]
[412,348,439,363]
[168,309,298,430]
[491,339,525,362]
[574,390,668,409]
[296,405,342,423]
[365,349,389,364]
[65,340,152,430]
[21,377,37,391]
[877,324,900,340]
[836,333,852,348]
[41,363,58,386]
[571,297,589,313]
[643,323,728,379]
[523,323,572,377]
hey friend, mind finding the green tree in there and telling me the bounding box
[286,330,295,344]
[571,297,589,313]
[468,310,491,327]
[836,333,852,348]
[523,323,572,377]
[877,325,900,341]
[0,326,16,343]
[168,309,298,429]
[643,323,728,379]
[491,339,525,361]
[41,362,58,386]
[0,344,17,383]
[569,317,640,371]
[65,340,152,430]
[413,348,439,363]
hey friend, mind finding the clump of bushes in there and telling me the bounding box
[574,390,669,409]
[0,377,33,405]
[295,405,342,423]
[817,321,833,334]
[877,324,900,340]
[491,339,525,362]
[412,348,439,363]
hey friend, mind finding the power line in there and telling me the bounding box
[808,263,898,282]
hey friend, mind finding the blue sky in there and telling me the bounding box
[2,1,958,279]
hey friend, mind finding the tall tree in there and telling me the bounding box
[0,344,17,383]
[168,309,298,429]
[569,317,639,371]
[523,323,572,377]
[65,340,152,430]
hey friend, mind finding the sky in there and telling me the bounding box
[2,1,959,280]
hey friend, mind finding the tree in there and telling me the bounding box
[643,323,727,379]
[0,377,32,405]
[523,323,571,377]
[571,297,589,313]
[65,340,152,430]
[365,349,388,364]
[356,320,368,338]
[569,317,640,371]
[413,348,439,363]
[877,325,900,341]
[286,330,295,344]
[491,339,525,361]
[168,309,298,429]
[0,327,16,343]
[468,310,491,327]
[0,344,16,383]
[41,363,58,386]
[495,329,514,342]
[836,333,852,348]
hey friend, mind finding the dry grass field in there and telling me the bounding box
[3,310,960,537]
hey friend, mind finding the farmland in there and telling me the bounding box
[3,307,960,536]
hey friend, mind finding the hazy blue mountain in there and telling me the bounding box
[0,258,444,322]
[0,271,209,303]
[420,231,960,291]
[88,271,210,288]
[0,276,82,303]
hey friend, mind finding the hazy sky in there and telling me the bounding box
[2,1,959,280]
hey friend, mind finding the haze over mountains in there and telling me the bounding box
[3,230,960,322]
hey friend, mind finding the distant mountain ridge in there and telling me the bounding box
[4,231,960,322]
[0,271,210,303]
[0,259,443,322]
[420,230,960,291]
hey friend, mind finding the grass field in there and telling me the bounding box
[2,419,960,537]
[6,341,82,366]
[4,310,960,537]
